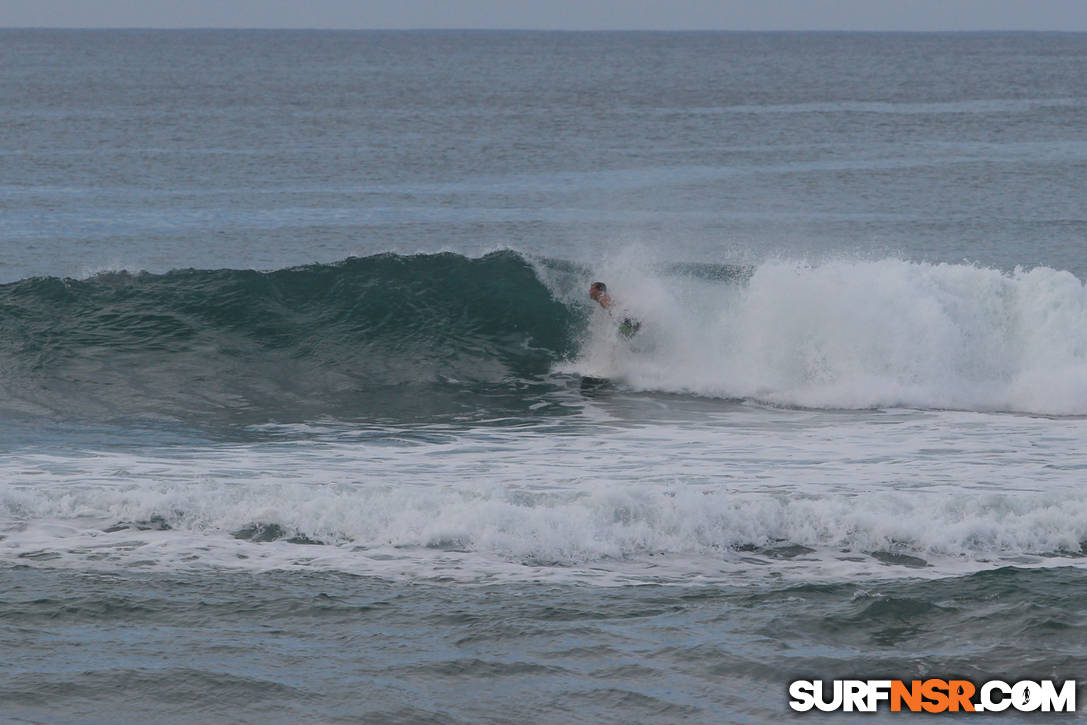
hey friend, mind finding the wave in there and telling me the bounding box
[3,441,1086,581]
[572,257,1087,415]
[0,251,582,424]
[5,250,1087,423]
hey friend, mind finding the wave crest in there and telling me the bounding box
[0,251,579,423]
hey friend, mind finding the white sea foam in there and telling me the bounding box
[567,256,1087,415]
[3,409,1086,583]
[6,256,1087,584]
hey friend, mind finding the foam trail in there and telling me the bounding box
[572,258,1087,415]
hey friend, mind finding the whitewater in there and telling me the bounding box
[573,256,1087,414]
[3,251,1087,587]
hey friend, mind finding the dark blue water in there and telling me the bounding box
[2,30,1087,723]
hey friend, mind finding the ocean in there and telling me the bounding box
[1,29,1086,723]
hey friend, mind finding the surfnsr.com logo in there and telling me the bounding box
[789,679,1077,713]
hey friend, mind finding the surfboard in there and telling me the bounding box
[579,375,611,394]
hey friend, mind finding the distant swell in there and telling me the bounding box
[0,251,581,423]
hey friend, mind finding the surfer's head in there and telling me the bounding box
[589,281,613,310]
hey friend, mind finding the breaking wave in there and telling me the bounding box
[0,250,580,423]
[573,257,1087,415]
[4,249,1087,422]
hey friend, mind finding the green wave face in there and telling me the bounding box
[0,251,582,426]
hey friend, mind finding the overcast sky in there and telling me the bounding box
[2,0,1087,31]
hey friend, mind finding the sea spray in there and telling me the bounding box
[571,258,1087,414]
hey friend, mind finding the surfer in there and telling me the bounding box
[589,281,641,338]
